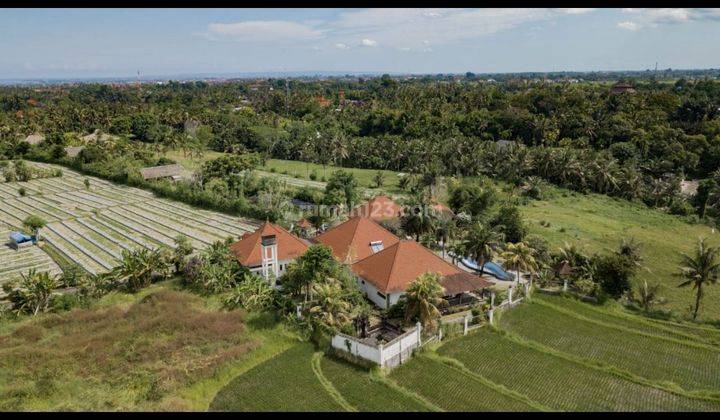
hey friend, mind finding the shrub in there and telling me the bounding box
[18,187,26,196]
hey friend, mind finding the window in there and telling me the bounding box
[377,291,386,299]
[370,240,384,253]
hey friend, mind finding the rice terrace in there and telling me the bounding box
[0,162,259,286]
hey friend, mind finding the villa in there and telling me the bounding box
[351,239,492,308]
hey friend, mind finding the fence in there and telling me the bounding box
[331,322,422,369]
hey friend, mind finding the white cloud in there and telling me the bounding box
[361,38,378,47]
[334,42,350,50]
[328,8,595,50]
[617,21,639,31]
[205,20,323,42]
[617,8,720,29]
[557,8,596,15]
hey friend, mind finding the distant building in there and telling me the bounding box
[611,82,636,94]
[81,129,118,143]
[349,195,404,221]
[64,146,85,158]
[139,164,187,182]
[495,139,515,149]
[23,133,45,145]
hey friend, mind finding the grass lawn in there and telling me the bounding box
[521,189,720,320]
[0,281,298,411]
[163,150,405,194]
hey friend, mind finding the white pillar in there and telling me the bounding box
[563,278,568,292]
[463,315,469,335]
[378,343,385,367]
[490,291,495,308]
[524,281,529,298]
[508,286,513,304]
[296,304,302,318]
[438,328,443,341]
[488,309,494,325]
[416,321,422,347]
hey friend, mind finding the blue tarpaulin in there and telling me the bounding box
[10,232,32,243]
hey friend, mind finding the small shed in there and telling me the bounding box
[139,164,186,181]
[64,146,85,158]
[23,133,45,145]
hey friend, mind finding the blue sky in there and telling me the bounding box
[1,8,719,79]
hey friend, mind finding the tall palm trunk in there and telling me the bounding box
[694,283,703,320]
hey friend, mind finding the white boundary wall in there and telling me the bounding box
[332,322,422,368]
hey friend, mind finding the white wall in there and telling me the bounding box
[248,258,294,283]
[356,276,404,309]
[332,324,421,368]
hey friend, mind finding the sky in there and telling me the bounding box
[1,8,719,79]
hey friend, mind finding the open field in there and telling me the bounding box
[0,282,300,411]
[521,189,720,319]
[164,150,405,195]
[210,292,720,412]
[0,162,260,283]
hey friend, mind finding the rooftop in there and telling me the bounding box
[351,240,492,294]
[139,164,186,180]
[349,195,404,220]
[230,221,310,267]
[314,216,400,264]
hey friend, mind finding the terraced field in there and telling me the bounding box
[210,294,720,412]
[0,162,260,280]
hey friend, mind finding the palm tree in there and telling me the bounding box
[501,242,539,288]
[400,197,436,242]
[459,222,504,275]
[404,272,446,330]
[677,237,720,320]
[308,278,352,333]
[434,215,457,258]
[632,280,664,313]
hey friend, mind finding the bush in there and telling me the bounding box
[18,187,26,196]
[51,293,82,312]
[309,170,318,181]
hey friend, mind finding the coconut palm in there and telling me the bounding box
[677,237,720,320]
[433,215,457,258]
[632,280,665,313]
[308,278,352,333]
[501,242,539,287]
[404,272,446,330]
[459,222,504,275]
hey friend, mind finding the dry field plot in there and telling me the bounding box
[0,162,260,281]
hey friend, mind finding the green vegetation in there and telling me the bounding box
[319,356,429,412]
[389,355,537,411]
[440,328,720,411]
[209,343,344,412]
[499,295,720,391]
[522,188,720,318]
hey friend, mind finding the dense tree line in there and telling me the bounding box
[1,75,720,217]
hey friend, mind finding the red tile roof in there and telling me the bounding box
[348,195,404,220]
[350,240,492,294]
[229,222,309,267]
[314,216,400,264]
